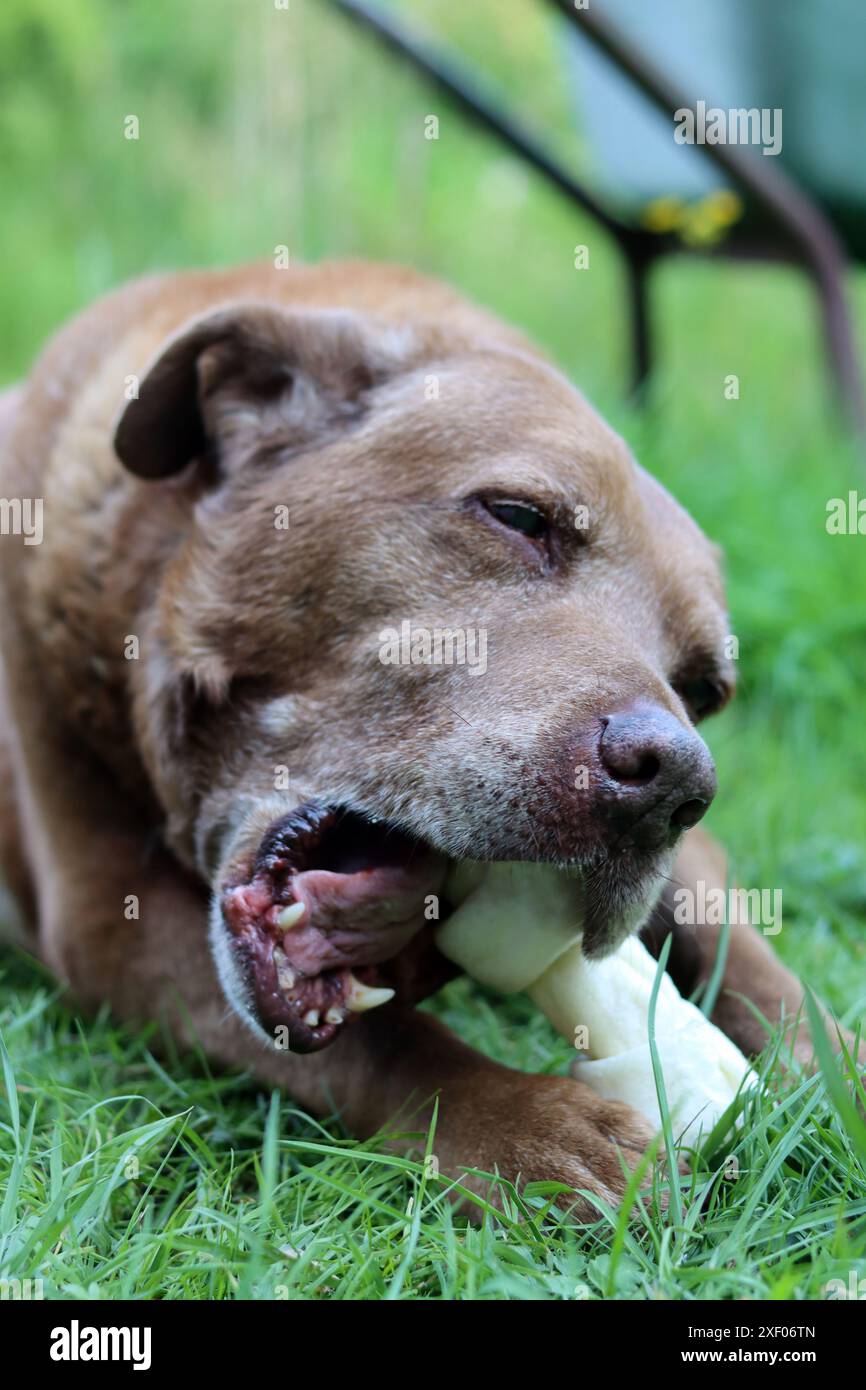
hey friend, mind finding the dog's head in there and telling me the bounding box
[114,298,733,1052]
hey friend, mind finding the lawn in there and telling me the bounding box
[1,0,865,1300]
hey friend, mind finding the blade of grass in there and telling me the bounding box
[646,933,683,1226]
[804,987,866,1163]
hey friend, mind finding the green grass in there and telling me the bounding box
[2,952,865,1300]
[2,0,866,1300]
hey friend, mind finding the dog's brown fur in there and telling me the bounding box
[0,262,832,1216]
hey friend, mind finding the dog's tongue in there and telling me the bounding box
[269,861,440,976]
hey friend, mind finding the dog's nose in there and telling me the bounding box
[596,702,717,848]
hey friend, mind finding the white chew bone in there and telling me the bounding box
[530,936,755,1141]
[437,862,755,1144]
[436,861,583,992]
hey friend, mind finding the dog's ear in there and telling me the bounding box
[114,303,415,479]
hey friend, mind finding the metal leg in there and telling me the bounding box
[811,264,866,436]
[624,250,654,401]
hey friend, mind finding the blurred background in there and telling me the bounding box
[2,0,865,1001]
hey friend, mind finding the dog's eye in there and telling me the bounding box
[483,499,549,541]
[679,676,726,722]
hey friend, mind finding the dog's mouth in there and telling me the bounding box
[218,799,671,1053]
[220,803,448,1053]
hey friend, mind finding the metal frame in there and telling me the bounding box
[326,0,865,435]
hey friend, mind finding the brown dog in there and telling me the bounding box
[0,262,829,1216]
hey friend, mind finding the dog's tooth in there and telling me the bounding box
[273,946,296,993]
[344,975,395,1013]
[303,1010,320,1028]
[278,901,306,930]
[325,1007,343,1025]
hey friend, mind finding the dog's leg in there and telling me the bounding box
[641,827,857,1065]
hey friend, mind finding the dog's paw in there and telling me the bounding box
[436,1071,660,1221]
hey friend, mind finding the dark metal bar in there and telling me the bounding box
[326,0,865,435]
[549,0,866,436]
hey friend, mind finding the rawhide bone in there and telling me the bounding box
[437,862,754,1144]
